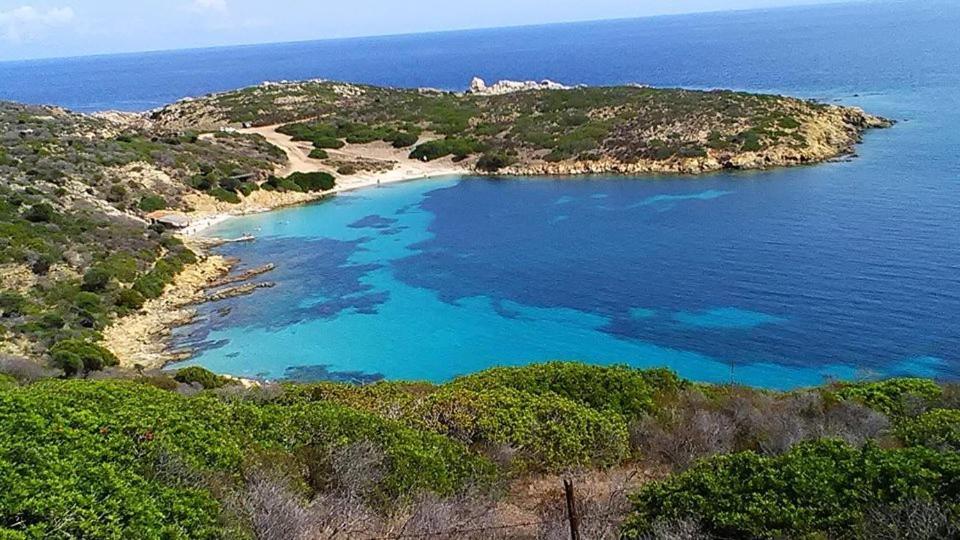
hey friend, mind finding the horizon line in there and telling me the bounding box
[0,0,875,65]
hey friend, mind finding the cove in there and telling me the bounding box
[170,167,960,390]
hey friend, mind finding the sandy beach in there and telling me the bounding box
[181,125,467,237]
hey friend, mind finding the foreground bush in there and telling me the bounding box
[631,387,891,469]
[415,386,629,470]
[0,380,493,539]
[898,409,960,451]
[0,381,239,538]
[621,439,960,539]
[833,377,942,417]
[450,362,683,418]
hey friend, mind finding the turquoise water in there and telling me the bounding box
[171,178,865,388]
[45,0,942,389]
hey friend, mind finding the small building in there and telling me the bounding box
[145,210,191,229]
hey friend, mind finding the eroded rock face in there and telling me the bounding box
[469,77,487,93]
[466,77,572,95]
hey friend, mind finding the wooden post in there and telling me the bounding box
[563,478,581,540]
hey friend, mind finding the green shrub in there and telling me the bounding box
[138,194,167,212]
[451,362,683,418]
[22,203,55,223]
[132,245,195,299]
[778,116,801,129]
[286,171,335,192]
[0,379,494,537]
[243,400,495,504]
[80,267,111,292]
[208,187,240,204]
[414,386,628,470]
[476,152,514,172]
[133,273,166,299]
[834,378,943,417]
[898,409,960,451]
[622,440,960,539]
[308,148,328,159]
[310,136,345,149]
[737,129,763,152]
[99,253,139,283]
[173,366,233,389]
[0,292,27,318]
[409,138,480,162]
[389,132,419,148]
[115,287,145,310]
[49,339,119,375]
[0,381,239,538]
[106,184,128,204]
[236,182,259,196]
[337,164,357,175]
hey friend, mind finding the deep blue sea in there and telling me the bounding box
[4,1,958,389]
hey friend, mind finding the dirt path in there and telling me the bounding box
[238,124,468,193]
[241,125,328,177]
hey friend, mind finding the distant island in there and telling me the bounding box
[153,77,890,177]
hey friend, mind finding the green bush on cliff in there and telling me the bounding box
[833,377,943,417]
[115,287,145,311]
[621,439,960,539]
[132,242,197,299]
[80,267,111,292]
[0,292,27,318]
[310,136,345,149]
[208,186,241,204]
[389,131,419,148]
[476,152,514,172]
[138,194,167,212]
[22,202,55,223]
[174,366,234,389]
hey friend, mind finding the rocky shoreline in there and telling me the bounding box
[102,248,232,370]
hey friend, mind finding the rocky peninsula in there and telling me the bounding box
[0,78,890,371]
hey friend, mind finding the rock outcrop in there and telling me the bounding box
[467,77,572,95]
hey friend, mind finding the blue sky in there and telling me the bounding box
[0,0,855,61]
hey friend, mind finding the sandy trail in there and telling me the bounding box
[242,124,324,177]
[239,124,467,194]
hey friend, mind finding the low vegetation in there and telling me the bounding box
[0,102,287,361]
[152,80,887,174]
[0,362,956,539]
